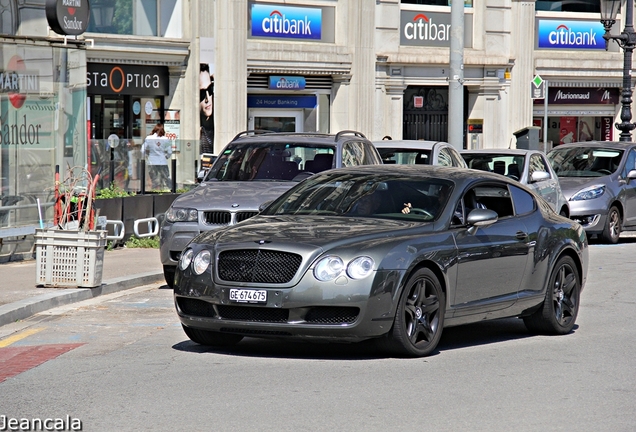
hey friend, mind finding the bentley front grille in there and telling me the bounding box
[218,250,302,283]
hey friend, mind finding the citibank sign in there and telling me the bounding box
[250,3,322,40]
[537,19,608,50]
[400,11,473,48]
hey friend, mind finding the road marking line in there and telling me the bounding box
[0,327,45,348]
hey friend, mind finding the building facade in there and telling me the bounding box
[0,0,633,258]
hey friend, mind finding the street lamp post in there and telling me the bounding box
[601,0,636,142]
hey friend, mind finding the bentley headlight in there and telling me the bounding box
[179,248,194,271]
[166,207,198,222]
[192,250,211,275]
[570,185,605,201]
[313,256,344,282]
[346,256,375,279]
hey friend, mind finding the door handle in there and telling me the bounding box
[516,231,528,240]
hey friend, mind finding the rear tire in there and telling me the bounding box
[382,268,445,357]
[182,325,243,346]
[163,265,175,289]
[523,256,580,335]
[600,205,621,244]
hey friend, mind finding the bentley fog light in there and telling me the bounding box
[314,256,344,281]
[570,185,605,201]
[346,256,375,279]
[179,248,193,271]
[193,250,211,275]
[166,207,198,222]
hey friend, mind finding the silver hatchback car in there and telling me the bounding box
[461,148,570,217]
[548,141,636,243]
[372,139,468,168]
[160,130,383,287]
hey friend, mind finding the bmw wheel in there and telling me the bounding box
[601,205,621,244]
[182,325,243,346]
[384,268,445,357]
[523,256,580,335]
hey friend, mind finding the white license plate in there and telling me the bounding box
[229,289,267,303]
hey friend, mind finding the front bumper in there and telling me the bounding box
[567,200,609,234]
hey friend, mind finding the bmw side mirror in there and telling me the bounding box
[466,208,498,235]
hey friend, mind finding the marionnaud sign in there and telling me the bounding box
[45,0,91,36]
[537,19,606,50]
[251,3,322,40]
[268,76,306,90]
[400,11,473,48]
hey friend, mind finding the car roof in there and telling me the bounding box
[461,148,540,156]
[230,130,370,146]
[549,141,636,151]
[372,140,448,149]
[322,163,516,183]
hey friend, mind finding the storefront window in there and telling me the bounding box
[1,45,87,230]
[535,1,600,12]
[87,0,182,37]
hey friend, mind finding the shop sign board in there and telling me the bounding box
[247,95,317,109]
[86,64,169,96]
[268,76,306,90]
[536,19,612,51]
[250,3,322,40]
[46,0,91,36]
[399,11,473,48]
[533,87,619,105]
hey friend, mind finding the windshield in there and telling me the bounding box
[204,142,335,182]
[463,153,525,177]
[378,148,432,165]
[548,146,623,177]
[262,172,454,222]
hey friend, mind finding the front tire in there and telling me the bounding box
[383,268,445,357]
[524,256,580,335]
[601,205,621,244]
[182,325,243,346]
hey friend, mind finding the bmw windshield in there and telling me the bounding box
[548,146,623,177]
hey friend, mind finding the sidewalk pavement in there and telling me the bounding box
[0,247,165,327]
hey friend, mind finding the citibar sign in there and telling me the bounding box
[87,64,169,96]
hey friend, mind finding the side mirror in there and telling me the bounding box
[196,169,208,183]
[627,169,636,180]
[259,200,273,212]
[530,171,550,183]
[466,208,498,235]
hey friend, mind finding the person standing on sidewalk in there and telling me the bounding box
[141,123,172,190]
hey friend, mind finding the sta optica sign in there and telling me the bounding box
[250,3,322,40]
[537,19,606,50]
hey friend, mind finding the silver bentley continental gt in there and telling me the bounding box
[174,165,589,357]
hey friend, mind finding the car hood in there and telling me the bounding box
[171,181,295,211]
[557,176,613,200]
[198,215,429,250]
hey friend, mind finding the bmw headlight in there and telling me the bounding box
[346,256,375,279]
[192,250,211,275]
[313,256,344,281]
[166,207,198,222]
[179,248,194,271]
[570,185,605,201]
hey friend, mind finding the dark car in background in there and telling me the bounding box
[548,141,636,243]
[160,130,383,287]
[174,165,588,357]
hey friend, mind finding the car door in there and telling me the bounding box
[620,148,636,226]
[527,153,558,211]
[452,183,531,309]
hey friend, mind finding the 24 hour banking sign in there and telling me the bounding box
[537,19,607,50]
[250,4,322,40]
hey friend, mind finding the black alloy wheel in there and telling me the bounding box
[524,255,580,335]
[384,268,445,357]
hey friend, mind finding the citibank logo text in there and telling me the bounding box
[251,4,322,40]
[403,14,450,42]
[537,19,605,50]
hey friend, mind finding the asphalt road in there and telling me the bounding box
[1,240,635,432]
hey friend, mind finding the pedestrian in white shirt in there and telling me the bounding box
[141,123,172,190]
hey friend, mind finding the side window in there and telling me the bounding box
[437,149,453,167]
[448,147,466,167]
[509,185,536,216]
[471,184,515,218]
[621,149,636,178]
[342,141,378,167]
[529,154,550,179]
